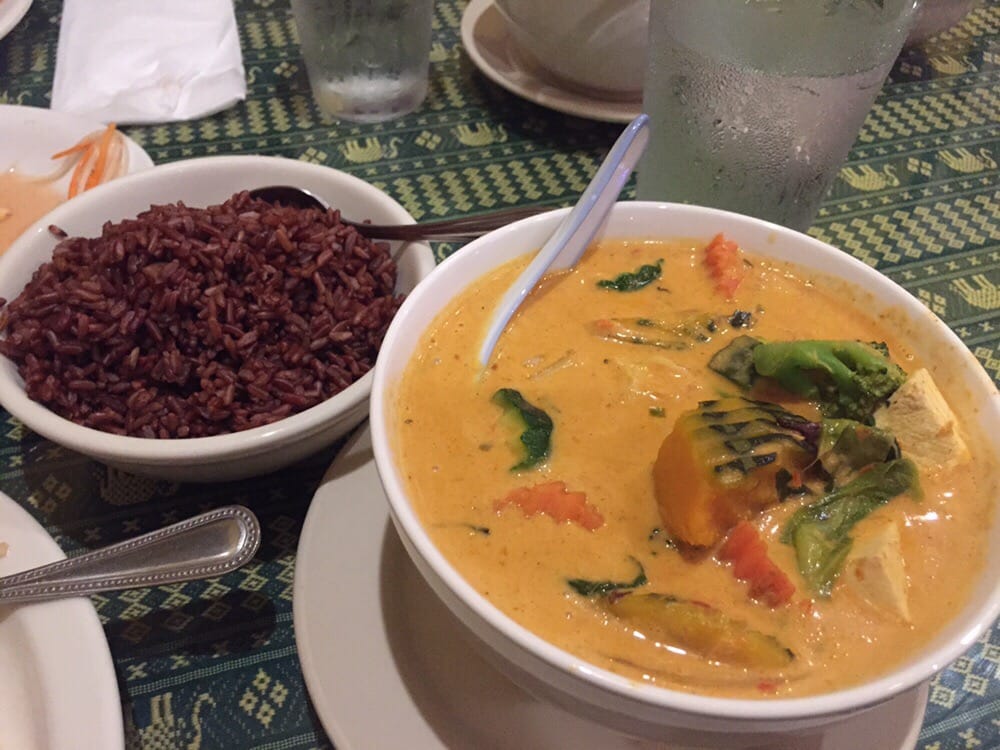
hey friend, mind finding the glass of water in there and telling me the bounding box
[291,0,434,123]
[636,0,920,231]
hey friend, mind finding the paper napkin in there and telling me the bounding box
[51,0,246,124]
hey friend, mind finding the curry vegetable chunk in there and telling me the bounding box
[874,368,970,472]
[393,236,994,698]
[843,517,911,621]
[652,397,816,547]
[781,459,920,596]
[710,337,907,423]
[604,593,795,669]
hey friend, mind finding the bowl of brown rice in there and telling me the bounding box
[0,155,435,481]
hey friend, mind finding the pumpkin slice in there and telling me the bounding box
[605,592,794,669]
[653,397,815,547]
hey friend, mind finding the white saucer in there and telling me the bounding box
[0,0,32,42]
[459,0,641,124]
[293,426,929,750]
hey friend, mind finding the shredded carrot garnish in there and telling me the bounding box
[49,123,124,199]
[703,233,747,298]
[67,145,91,199]
[50,138,94,161]
[84,123,118,191]
[718,521,795,607]
[495,481,604,530]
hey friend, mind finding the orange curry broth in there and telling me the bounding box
[390,237,995,698]
[0,171,63,256]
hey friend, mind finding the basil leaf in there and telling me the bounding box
[567,558,647,596]
[492,388,553,471]
[597,259,663,292]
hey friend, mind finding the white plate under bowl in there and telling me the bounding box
[0,491,124,750]
[0,103,154,194]
[0,0,32,42]
[293,427,928,750]
[460,0,642,124]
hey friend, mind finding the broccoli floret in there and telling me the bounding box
[753,340,906,423]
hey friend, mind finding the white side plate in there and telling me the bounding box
[0,103,154,195]
[0,491,125,750]
[0,0,32,42]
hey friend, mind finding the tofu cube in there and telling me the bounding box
[844,518,911,622]
[874,368,969,472]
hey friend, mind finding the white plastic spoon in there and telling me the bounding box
[477,113,650,368]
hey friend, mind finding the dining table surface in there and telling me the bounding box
[1,0,998,748]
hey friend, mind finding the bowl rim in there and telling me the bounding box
[0,154,424,465]
[371,200,1000,722]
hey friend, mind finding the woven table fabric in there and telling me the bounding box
[1,1,998,748]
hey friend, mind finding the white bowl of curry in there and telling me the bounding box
[369,202,999,743]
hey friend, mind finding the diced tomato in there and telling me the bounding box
[718,521,795,607]
[719,520,757,558]
[752,567,796,605]
[757,680,778,694]
[756,575,795,607]
[495,481,605,531]
[591,319,615,334]
[703,233,747,298]
[734,551,771,583]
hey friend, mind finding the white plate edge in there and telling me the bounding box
[459,0,641,124]
[0,490,125,750]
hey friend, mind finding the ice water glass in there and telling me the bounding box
[636,0,920,231]
[291,0,434,123]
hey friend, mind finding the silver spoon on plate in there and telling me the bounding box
[477,113,650,368]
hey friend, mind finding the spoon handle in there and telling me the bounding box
[349,205,551,241]
[0,505,260,604]
[477,114,650,367]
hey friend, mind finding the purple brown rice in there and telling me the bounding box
[0,191,402,438]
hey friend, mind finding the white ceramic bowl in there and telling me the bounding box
[905,0,975,45]
[494,0,649,98]
[370,202,1000,744]
[0,155,434,482]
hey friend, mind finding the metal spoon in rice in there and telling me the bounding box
[247,185,548,243]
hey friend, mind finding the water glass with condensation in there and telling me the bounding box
[636,0,920,231]
[290,0,434,123]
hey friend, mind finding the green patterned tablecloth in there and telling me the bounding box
[1,1,998,748]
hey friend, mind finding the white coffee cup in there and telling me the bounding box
[494,0,649,98]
